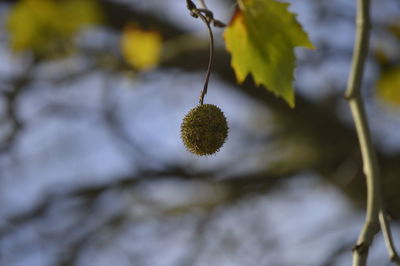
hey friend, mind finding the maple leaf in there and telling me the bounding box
[224,0,314,107]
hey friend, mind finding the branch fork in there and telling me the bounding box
[346,0,400,265]
[186,0,226,27]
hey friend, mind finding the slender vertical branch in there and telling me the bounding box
[345,0,400,266]
[345,0,371,100]
[345,0,380,265]
[345,0,400,265]
[349,97,381,266]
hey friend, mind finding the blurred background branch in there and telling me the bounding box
[0,0,400,266]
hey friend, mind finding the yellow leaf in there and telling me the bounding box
[121,24,162,71]
[377,68,400,106]
[7,0,102,56]
[224,0,314,107]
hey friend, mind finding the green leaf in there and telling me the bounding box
[224,0,314,107]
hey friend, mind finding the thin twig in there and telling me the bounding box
[379,210,400,265]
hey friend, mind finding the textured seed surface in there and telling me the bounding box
[181,104,228,156]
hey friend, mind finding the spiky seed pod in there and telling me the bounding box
[181,104,228,156]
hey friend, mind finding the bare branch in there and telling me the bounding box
[379,210,400,265]
[345,0,399,265]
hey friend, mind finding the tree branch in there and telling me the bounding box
[346,0,377,264]
[345,0,399,265]
[379,210,400,265]
[198,0,208,9]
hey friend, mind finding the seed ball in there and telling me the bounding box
[181,104,228,156]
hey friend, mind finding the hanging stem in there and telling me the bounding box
[186,0,224,105]
[197,13,214,105]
